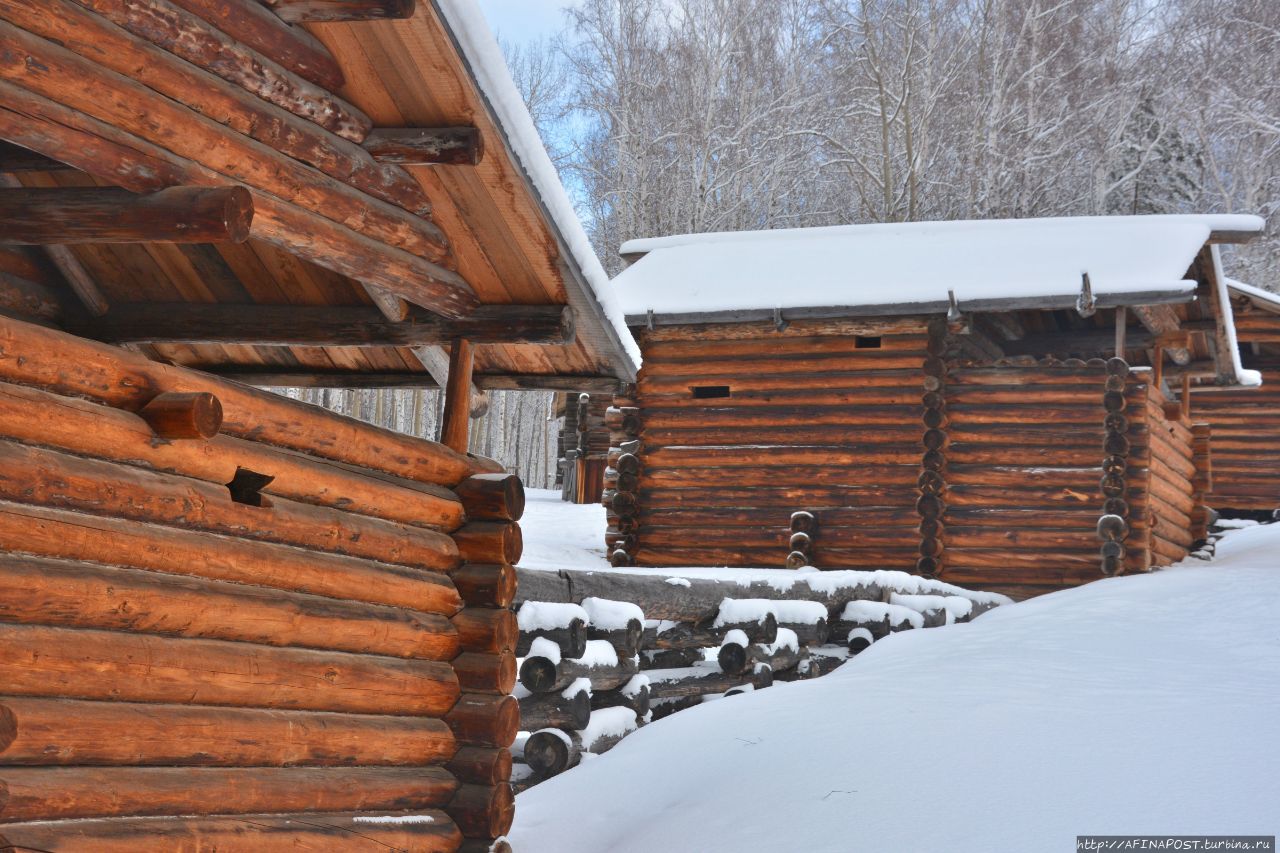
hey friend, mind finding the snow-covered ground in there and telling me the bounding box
[517,489,611,571]
[511,520,1280,852]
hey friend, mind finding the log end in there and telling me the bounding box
[567,686,593,730]
[524,730,572,776]
[717,642,748,676]
[518,656,560,694]
[139,391,223,439]
[219,185,255,244]
[448,782,515,839]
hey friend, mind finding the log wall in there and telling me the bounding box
[610,320,931,569]
[0,315,516,849]
[611,319,1204,599]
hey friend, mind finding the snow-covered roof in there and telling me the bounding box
[1227,277,1280,314]
[614,214,1265,324]
[433,1,641,368]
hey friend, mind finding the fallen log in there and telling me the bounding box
[523,706,641,776]
[0,554,459,659]
[0,810,462,852]
[590,675,651,720]
[0,696,454,767]
[516,681,592,731]
[641,610,777,651]
[0,765,458,822]
[640,648,703,670]
[582,597,645,657]
[0,500,462,614]
[0,622,459,716]
[516,602,589,658]
[645,663,773,701]
[518,640,639,694]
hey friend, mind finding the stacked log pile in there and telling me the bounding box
[611,319,932,569]
[512,565,1006,789]
[0,316,516,851]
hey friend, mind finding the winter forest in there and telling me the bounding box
[302,0,1280,480]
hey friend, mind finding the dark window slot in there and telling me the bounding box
[227,467,276,507]
[855,336,882,349]
[691,385,732,399]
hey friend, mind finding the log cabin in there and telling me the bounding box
[606,215,1267,599]
[0,2,635,849]
[1195,279,1280,515]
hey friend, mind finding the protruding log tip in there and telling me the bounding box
[139,391,223,439]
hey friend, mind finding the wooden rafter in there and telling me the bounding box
[260,0,417,24]
[0,186,254,245]
[363,127,484,166]
[84,303,575,347]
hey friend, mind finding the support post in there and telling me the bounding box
[1115,306,1127,357]
[441,338,474,454]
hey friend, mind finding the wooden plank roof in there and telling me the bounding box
[0,0,636,390]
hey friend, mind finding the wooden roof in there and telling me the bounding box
[0,0,635,392]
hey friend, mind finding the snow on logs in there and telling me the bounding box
[513,569,1008,790]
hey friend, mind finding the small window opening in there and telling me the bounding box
[855,335,882,349]
[227,467,276,507]
[691,385,732,399]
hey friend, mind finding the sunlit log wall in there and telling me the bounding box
[607,318,933,571]
[607,318,1203,600]
[0,315,517,850]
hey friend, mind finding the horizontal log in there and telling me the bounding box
[456,473,526,523]
[263,0,415,22]
[454,521,523,565]
[523,715,638,777]
[448,746,512,787]
[517,685,591,731]
[0,765,457,821]
[86,303,574,347]
[445,693,519,749]
[448,781,515,839]
[518,567,910,623]
[364,126,484,165]
[0,810,461,852]
[0,314,477,485]
[519,649,640,695]
[646,664,772,701]
[0,270,60,322]
[517,621,588,659]
[641,612,778,651]
[0,500,462,614]
[0,622,459,715]
[452,652,517,695]
[451,563,517,608]
[0,379,464,530]
[640,648,702,669]
[452,608,517,655]
[0,554,458,659]
[138,391,223,439]
[0,185,252,244]
[0,439,459,569]
[0,695,454,766]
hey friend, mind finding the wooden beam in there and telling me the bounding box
[164,0,346,91]
[0,140,72,173]
[84,303,575,346]
[12,0,428,214]
[1115,306,1127,356]
[205,369,622,393]
[440,339,473,454]
[261,0,417,23]
[413,344,489,418]
[0,174,108,315]
[0,186,253,245]
[1130,304,1191,365]
[1207,229,1261,245]
[0,75,478,318]
[1200,245,1244,386]
[363,127,484,166]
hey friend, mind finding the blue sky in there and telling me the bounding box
[476,0,577,45]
